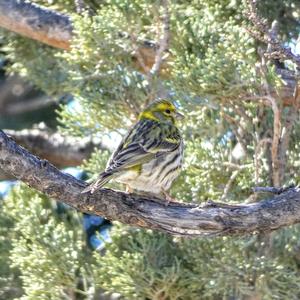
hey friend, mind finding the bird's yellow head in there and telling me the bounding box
[139,99,184,124]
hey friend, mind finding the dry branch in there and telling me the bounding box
[245,0,300,68]
[1,129,300,237]
[149,0,170,77]
[267,95,281,187]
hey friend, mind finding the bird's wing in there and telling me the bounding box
[106,120,181,174]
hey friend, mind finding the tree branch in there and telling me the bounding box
[266,95,281,187]
[149,0,170,77]
[0,75,47,116]
[4,95,56,115]
[0,127,108,179]
[0,170,10,181]
[1,129,300,236]
[0,0,72,50]
[245,0,300,68]
[0,0,159,72]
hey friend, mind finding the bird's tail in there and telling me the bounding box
[81,172,113,194]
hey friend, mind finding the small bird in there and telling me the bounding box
[82,99,184,203]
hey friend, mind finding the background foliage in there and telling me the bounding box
[1,0,300,299]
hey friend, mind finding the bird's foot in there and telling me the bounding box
[125,185,134,193]
[162,191,177,206]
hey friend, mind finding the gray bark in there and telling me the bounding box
[0,127,108,179]
[0,0,72,49]
[0,0,158,71]
[1,129,300,237]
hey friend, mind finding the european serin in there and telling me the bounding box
[82,99,184,202]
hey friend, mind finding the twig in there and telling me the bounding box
[245,0,300,68]
[149,0,170,77]
[221,163,252,201]
[279,85,299,181]
[253,186,294,194]
[221,169,241,201]
[267,20,279,54]
[257,51,282,187]
[254,138,272,185]
[222,162,252,170]
[221,111,248,156]
[74,0,86,14]
[268,95,281,186]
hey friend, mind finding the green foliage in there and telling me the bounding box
[171,1,255,98]
[179,234,300,299]
[93,226,197,300]
[3,185,95,299]
[57,7,154,131]
[2,34,68,95]
[90,225,300,299]
[0,201,23,299]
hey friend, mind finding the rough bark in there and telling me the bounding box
[0,0,158,71]
[0,128,108,180]
[0,0,72,49]
[1,129,300,237]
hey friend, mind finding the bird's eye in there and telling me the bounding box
[165,109,171,114]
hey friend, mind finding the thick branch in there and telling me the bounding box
[0,127,107,179]
[0,0,158,71]
[0,0,72,49]
[4,95,56,115]
[4,127,107,167]
[0,170,10,181]
[0,75,55,116]
[1,129,300,236]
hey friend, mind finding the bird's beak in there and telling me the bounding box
[175,111,184,120]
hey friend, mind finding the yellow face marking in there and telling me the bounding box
[139,111,159,121]
[138,100,177,123]
[156,102,176,112]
